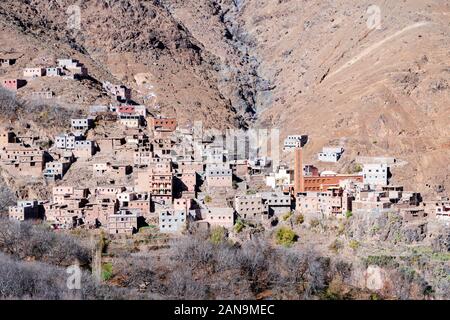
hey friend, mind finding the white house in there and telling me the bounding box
[362,163,389,187]
[283,135,308,151]
[318,146,344,162]
[159,209,186,233]
[266,166,293,189]
[55,134,76,149]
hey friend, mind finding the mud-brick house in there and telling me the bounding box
[203,206,235,229]
[9,200,44,221]
[134,146,153,167]
[96,135,125,154]
[0,130,15,149]
[2,79,27,91]
[102,81,131,102]
[23,67,46,78]
[31,91,54,100]
[83,195,120,227]
[43,203,83,229]
[73,140,95,158]
[234,195,268,223]
[108,208,141,236]
[0,144,45,177]
[205,166,233,188]
[128,193,152,218]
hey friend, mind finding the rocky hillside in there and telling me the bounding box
[0,0,258,129]
[0,0,449,193]
[228,0,450,194]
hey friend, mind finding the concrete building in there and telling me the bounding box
[159,209,187,233]
[318,146,344,162]
[266,166,294,189]
[46,67,63,77]
[304,174,364,192]
[260,192,292,217]
[205,166,232,188]
[117,105,147,117]
[0,58,16,67]
[9,200,43,221]
[203,207,235,229]
[151,117,177,132]
[23,67,45,78]
[283,135,308,151]
[135,165,173,202]
[108,208,140,235]
[234,195,268,222]
[44,161,70,181]
[2,79,26,91]
[71,118,93,131]
[31,91,54,100]
[134,147,153,167]
[363,163,389,187]
[55,133,77,149]
[119,115,141,128]
[57,58,88,77]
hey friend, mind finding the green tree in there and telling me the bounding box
[101,262,113,281]
[275,227,297,247]
[234,219,245,233]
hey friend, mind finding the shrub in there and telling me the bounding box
[349,240,360,251]
[101,263,113,281]
[310,218,320,228]
[204,195,212,203]
[282,211,293,221]
[275,227,297,247]
[295,214,305,225]
[345,210,352,219]
[210,227,226,245]
[234,220,245,233]
[365,255,398,268]
[328,239,343,253]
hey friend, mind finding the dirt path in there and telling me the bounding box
[328,21,431,79]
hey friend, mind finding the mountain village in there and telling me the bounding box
[1,57,449,239]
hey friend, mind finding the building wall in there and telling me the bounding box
[363,164,388,186]
[159,210,186,233]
